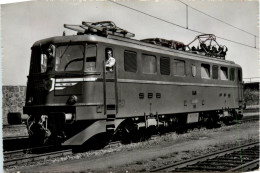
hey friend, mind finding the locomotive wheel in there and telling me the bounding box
[232,109,243,120]
[205,113,221,129]
[138,128,153,142]
[237,113,243,120]
[121,127,144,143]
[175,126,187,134]
[118,119,141,144]
[27,115,50,146]
[121,127,152,143]
[157,126,168,135]
[222,117,232,125]
[121,128,132,144]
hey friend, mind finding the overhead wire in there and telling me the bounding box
[177,0,258,38]
[108,0,258,49]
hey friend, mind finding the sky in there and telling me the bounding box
[1,0,259,85]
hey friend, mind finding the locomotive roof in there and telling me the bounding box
[32,34,241,68]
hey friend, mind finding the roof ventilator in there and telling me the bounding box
[64,21,227,59]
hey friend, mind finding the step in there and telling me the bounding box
[106,104,116,110]
[106,124,115,132]
[107,114,116,121]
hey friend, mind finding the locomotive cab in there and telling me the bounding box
[24,38,110,145]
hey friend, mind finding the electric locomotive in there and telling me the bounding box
[23,21,244,147]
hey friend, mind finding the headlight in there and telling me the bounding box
[44,79,52,91]
[44,78,55,92]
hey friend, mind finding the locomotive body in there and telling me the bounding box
[23,23,244,146]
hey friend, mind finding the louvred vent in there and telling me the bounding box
[160,57,170,75]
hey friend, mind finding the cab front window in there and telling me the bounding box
[85,44,97,72]
[55,44,85,72]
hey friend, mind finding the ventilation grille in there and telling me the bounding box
[160,57,170,75]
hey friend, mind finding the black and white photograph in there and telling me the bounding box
[1,0,259,172]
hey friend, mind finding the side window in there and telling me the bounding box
[160,57,170,75]
[201,64,211,79]
[124,51,137,73]
[229,68,235,81]
[191,65,196,77]
[85,44,97,72]
[212,65,218,79]
[105,48,116,72]
[142,54,157,74]
[238,68,242,82]
[173,59,185,76]
[220,67,228,80]
[105,48,113,61]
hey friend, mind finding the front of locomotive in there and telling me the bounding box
[23,35,105,146]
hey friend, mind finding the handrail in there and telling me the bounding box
[114,63,118,114]
[103,60,106,115]
[103,61,118,115]
[83,72,101,75]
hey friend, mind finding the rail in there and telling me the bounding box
[4,148,72,167]
[3,136,28,140]
[4,145,55,160]
[150,142,259,172]
[4,141,122,168]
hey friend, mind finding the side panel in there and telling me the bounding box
[115,82,239,118]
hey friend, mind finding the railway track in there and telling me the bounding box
[3,124,26,128]
[4,145,59,160]
[3,135,28,140]
[4,140,123,168]
[150,142,259,172]
[4,147,73,167]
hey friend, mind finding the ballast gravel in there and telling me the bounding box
[7,120,259,173]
